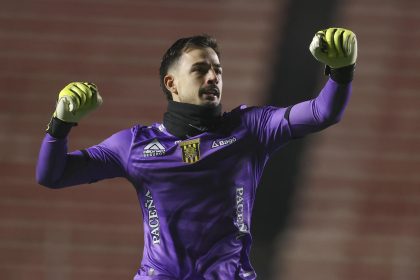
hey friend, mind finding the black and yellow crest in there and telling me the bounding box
[180,138,200,163]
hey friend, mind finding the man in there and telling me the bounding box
[36,28,357,279]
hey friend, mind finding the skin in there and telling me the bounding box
[164,47,223,108]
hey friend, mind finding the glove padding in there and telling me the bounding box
[54,82,103,123]
[310,27,357,69]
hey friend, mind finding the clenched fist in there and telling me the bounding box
[54,82,103,123]
[310,27,357,69]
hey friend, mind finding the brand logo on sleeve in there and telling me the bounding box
[211,136,237,148]
[180,138,200,163]
[143,139,166,157]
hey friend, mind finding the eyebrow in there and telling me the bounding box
[190,62,222,70]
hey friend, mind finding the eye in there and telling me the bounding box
[193,67,207,75]
[198,68,208,74]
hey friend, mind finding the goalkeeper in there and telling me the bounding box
[36,28,357,279]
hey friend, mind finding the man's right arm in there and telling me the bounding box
[35,82,128,188]
[36,129,131,188]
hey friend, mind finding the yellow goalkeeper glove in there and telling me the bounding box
[46,82,102,138]
[309,27,357,69]
[54,82,103,123]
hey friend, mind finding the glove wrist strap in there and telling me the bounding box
[325,64,355,84]
[46,117,77,138]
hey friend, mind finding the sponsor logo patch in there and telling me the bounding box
[144,189,160,245]
[180,138,200,163]
[143,139,166,157]
[211,136,237,148]
[235,186,249,238]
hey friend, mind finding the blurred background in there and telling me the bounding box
[1,0,419,279]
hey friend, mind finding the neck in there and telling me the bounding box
[163,101,222,139]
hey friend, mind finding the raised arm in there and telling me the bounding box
[242,28,357,154]
[289,27,357,137]
[36,82,127,188]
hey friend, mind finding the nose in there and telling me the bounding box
[206,68,219,85]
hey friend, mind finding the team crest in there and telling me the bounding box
[180,138,200,163]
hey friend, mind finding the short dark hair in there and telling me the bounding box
[159,34,220,100]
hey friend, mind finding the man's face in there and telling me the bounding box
[165,47,223,107]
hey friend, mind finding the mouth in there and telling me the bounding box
[200,86,220,99]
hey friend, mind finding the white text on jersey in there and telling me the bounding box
[212,136,237,148]
[145,189,161,244]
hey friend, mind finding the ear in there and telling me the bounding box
[164,74,177,96]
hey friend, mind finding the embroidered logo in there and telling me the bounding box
[211,136,237,148]
[143,139,166,157]
[180,138,200,163]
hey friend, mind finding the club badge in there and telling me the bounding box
[180,138,200,163]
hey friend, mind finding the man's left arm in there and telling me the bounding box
[244,28,357,154]
[288,27,357,138]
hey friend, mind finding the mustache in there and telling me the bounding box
[199,85,220,96]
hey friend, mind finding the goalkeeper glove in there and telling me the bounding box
[46,82,103,138]
[310,27,357,83]
[55,82,102,123]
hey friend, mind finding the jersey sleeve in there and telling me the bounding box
[241,105,293,155]
[36,127,134,189]
[83,127,134,181]
[287,78,351,137]
[241,78,351,155]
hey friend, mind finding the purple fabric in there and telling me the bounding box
[36,133,127,188]
[288,78,351,137]
[36,79,351,279]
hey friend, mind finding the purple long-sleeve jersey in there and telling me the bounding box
[36,79,351,280]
